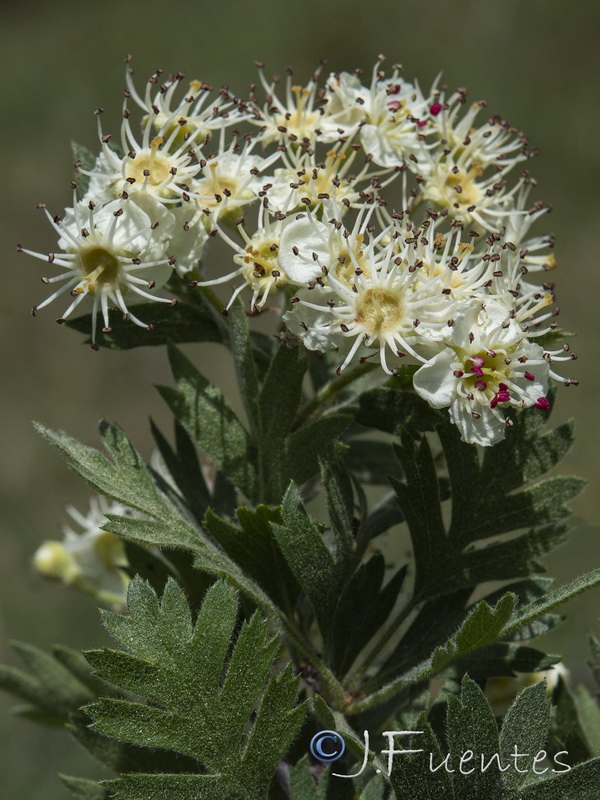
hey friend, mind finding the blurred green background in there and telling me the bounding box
[1,0,599,795]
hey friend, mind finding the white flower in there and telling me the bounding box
[191,137,279,220]
[263,141,390,214]
[33,496,131,607]
[125,64,250,147]
[413,300,551,446]
[21,194,176,345]
[251,63,345,145]
[413,91,533,232]
[417,155,525,231]
[81,104,204,205]
[193,206,292,310]
[327,62,427,166]
[427,88,529,169]
[277,199,379,285]
[285,221,461,373]
[487,662,570,712]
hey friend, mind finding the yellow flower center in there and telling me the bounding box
[425,161,484,214]
[355,288,403,335]
[276,86,321,139]
[79,246,121,288]
[125,138,176,197]
[196,163,245,209]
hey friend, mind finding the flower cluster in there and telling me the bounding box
[21,57,577,445]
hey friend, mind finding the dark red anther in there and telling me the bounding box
[430,102,442,116]
[471,355,485,377]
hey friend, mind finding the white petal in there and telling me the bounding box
[449,402,506,447]
[283,289,342,351]
[360,124,402,168]
[450,301,484,348]
[413,348,460,408]
[278,216,330,284]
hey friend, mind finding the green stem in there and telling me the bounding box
[346,672,410,716]
[281,620,347,709]
[350,598,416,690]
[294,361,379,428]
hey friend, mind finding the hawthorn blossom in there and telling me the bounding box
[251,63,345,145]
[191,135,280,220]
[192,206,293,310]
[284,221,463,373]
[21,56,576,446]
[327,62,428,166]
[413,300,551,445]
[21,194,176,345]
[125,63,251,146]
[81,106,204,205]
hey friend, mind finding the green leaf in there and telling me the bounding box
[344,439,403,485]
[431,594,516,674]
[446,676,502,800]
[258,337,308,500]
[271,483,338,637]
[447,643,561,680]
[103,774,231,800]
[286,414,352,486]
[588,633,600,696]
[35,421,200,547]
[259,338,308,444]
[71,141,96,195]
[389,715,454,800]
[330,556,406,677]
[320,458,355,570]
[1,642,94,719]
[389,433,447,603]
[501,569,600,640]
[499,682,552,792]
[85,578,305,800]
[521,757,600,800]
[228,299,262,435]
[61,774,108,800]
[69,711,201,775]
[550,677,600,761]
[204,505,300,616]
[352,385,439,435]
[66,297,224,350]
[0,641,111,728]
[150,419,211,522]
[159,343,258,500]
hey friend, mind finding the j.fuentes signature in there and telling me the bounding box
[310,730,571,778]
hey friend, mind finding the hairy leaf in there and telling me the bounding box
[84,578,305,800]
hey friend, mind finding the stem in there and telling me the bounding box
[281,620,347,709]
[346,672,410,716]
[350,598,416,689]
[294,361,379,428]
